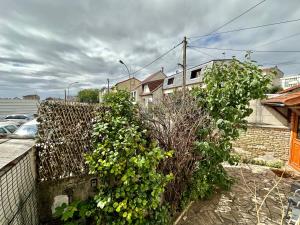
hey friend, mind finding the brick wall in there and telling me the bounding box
[233,125,291,162]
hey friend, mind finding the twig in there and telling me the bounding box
[173,201,194,225]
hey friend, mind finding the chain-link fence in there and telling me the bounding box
[0,149,38,225]
[36,101,105,181]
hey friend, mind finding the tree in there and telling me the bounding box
[142,57,271,211]
[78,89,99,103]
[187,58,271,203]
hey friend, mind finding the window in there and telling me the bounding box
[0,128,7,134]
[131,91,137,102]
[5,125,16,133]
[167,78,174,85]
[5,115,27,119]
[190,68,202,79]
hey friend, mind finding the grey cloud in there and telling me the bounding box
[0,0,300,99]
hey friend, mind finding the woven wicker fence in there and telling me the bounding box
[36,101,104,182]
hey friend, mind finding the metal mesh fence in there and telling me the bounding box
[0,150,38,225]
[36,101,104,181]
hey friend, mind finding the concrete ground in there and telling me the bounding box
[177,164,298,225]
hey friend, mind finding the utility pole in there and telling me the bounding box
[64,89,67,103]
[182,36,187,96]
[107,78,110,93]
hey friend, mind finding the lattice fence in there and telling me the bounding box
[0,149,38,225]
[36,101,104,181]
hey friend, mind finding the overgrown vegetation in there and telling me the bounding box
[239,156,284,168]
[56,57,271,224]
[56,91,173,225]
[143,57,270,211]
[186,58,270,205]
[78,88,99,103]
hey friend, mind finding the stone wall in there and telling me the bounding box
[233,125,291,162]
[38,175,99,224]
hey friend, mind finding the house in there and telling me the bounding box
[23,94,40,101]
[112,77,141,92]
[281,74,300,89]
[260,89,300,170]
[162,59,231,95]
[262,66,284,88]
[131,70,166,107]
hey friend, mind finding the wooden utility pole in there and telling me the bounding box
[64,89,67,103]
[182,36,187,96]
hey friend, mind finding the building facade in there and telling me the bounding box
[262,66,284,87]
[162,59,231,95]
[113,77,141,92]
[281,74,300,89]
[131,70,166,107]
[23,94,40,100]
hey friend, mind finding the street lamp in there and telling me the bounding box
[66,82,79,101]
[119,60,133,91]
[119,60,131,78]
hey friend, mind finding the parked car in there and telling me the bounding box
[4,114,33,125]
[10,119,38,139]
[0,122,19,138]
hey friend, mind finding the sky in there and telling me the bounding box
[0,0,300,99]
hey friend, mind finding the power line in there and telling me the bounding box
[256,32,300,47]
[202,0,266,37]
[189,46,300,53]
[130,41,183,75]
[189,18,300,40]
[261,61,300,66]
[188,46,217,58]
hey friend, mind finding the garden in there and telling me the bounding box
[54,57,272,225]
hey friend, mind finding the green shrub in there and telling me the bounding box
[56,91,173,225]
[183,58,271,205]
[86,91,173,225]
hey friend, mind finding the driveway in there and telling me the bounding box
[178,165,296,225]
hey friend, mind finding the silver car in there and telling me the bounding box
[0,122,19,138]
[12,119,38,139]
[5,114,33,125]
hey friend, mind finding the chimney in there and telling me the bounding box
[161,67,164,72]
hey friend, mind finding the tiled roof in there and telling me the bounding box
[141,71,165,84]
[278,84,300,94]
[262,92,300,106]
[140,79,164,96]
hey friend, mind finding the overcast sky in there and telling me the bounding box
[1,0,300,99]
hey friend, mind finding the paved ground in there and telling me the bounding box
[178,165,298,225]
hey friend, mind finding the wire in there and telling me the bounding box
[130,41,183,75]
[261,61,300,66]
[189,46,300,53]
[256,32,300,47]
[201,0,266,37]
[189,18,300,40]
[188,46,217,58]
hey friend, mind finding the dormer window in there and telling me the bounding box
[167,77,174,85]
[190,68,202,79]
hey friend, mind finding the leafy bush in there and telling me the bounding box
[267,85,283,94]
[55,200,97,225]
[87,91,172,224]
[56,91,172,225]
[183,58,271,204]
[78,88,99,103]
